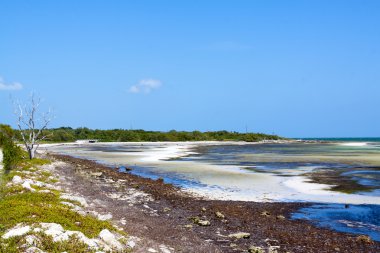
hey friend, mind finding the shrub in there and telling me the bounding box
[2,139,23,171]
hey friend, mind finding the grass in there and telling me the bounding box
[0,156,124,252]
[0,232,99,253]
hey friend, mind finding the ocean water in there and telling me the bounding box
[45,139,380,241]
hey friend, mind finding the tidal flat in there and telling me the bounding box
[44,140,380,243]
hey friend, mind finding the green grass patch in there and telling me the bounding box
[0,232,100,253]
[0,191,114,238]
[0,156,121,253]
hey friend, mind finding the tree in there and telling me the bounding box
[15,93,53,159]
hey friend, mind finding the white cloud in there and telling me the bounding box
[0,77,23,91]
[129,79,162,93]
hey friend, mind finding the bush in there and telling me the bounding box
[2,139,23,171]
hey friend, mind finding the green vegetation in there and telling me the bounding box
[14,127,283,143]
[0,128,125,252]
[0,125,23,171]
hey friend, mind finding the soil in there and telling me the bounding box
[47,153,380,253]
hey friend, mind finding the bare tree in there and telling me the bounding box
[14,93,53,159]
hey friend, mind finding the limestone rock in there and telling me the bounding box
[97,213,113,221]
[25,247,45,253]
[22,181,35,192]
[12,175,23,184]
[60,194,88,207]
[99,229,124,251]
[40,223,64,237]
[24,235,41,246]
[2,224,31,239]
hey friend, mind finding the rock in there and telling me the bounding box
[40,223,64,237]
[97,213,113,221]
[248,246,265,253]
[356,235,373,244]
[12,175,23,184]
[61,201,75,208]
[276,215,285,220]
[215,211,225,219]
[2,224,31,239]
[25,235,41,246]
[22,181,35,192]
[228,232,251,239]
[127,240,136,248]
[25,247,45,253]
[60,194,88,207]
[32,181,45,187]
[159,244,172,253]
[39,190,51,194]
[99,229,124,251]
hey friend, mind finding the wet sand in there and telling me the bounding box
[47,153,380,253]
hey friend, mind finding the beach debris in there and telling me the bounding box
[356,235,373,244]
[248,246,265,253]
[261,211,271,217]
[201,207,207,212]
[276,215,285,220]
[189,216,210,226]
[197,220,211,226]
[163,207,171,212]
[90,171,103,177]
[184,224,193,229]
[215,211,225,219]
[148,248,158,253]
[228,232,251,239]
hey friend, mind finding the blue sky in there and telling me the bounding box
[0,1,379,137]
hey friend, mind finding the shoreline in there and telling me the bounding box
[46,152,380,252]
[43,141,380,205]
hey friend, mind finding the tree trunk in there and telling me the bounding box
[28,147,35,159]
